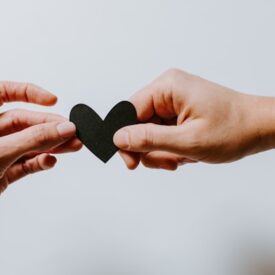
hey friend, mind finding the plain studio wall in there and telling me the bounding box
[1,1,275,274]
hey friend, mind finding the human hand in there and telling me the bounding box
[0,82,82,193]
[114,69,275,170]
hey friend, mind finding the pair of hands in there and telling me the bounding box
[1,69,274,193]
[0,82,82,193]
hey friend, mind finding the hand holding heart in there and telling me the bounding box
[70,102,137,163]
[114,69,275,170]
[0,82,82,194]
[2,69,275,194]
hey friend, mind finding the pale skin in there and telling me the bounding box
[2,70,275,192]
[0,82,82,194]
[114,69,275,170]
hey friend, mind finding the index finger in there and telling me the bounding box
[0,81,57,106]
[130,83,155,122]
[130,70,181,122]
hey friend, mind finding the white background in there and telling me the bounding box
[1,1,275,274]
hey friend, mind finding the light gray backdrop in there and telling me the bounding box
[1,1,275,274]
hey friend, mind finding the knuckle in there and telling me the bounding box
[11,108,25,114]
[164,68,193,87]
[185,130,203,153]
[26,82,35,88]
[138,134,149,149]
[9,108,26,121]
[164,68,183,80]
[32,127,51,148]
[22,157,43,175]
[5,109,27,132]
[0,82,9,99]
[22,162,34,175]
[160,68,186,92]
[20,82,36,103]
[135,125,152,149]
[23,83,31,101]
[24,82,35,91]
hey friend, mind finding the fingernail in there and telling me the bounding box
[57,122,76,138]
[113,130,129,149]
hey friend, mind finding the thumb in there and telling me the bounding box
[0,121,76,165]
[113,123,185,154]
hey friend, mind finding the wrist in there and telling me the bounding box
[244,94,275,154]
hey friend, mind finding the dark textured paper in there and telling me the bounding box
[70,101,138,163]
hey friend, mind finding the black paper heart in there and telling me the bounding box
[70,101,138,163]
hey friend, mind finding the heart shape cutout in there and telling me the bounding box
[70,101,138,163]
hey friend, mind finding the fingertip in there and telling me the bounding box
[140,152,180,171]
[129,85,155,122]
[56,122,76,138]
[159,159,179,170]
[119,150,140,170]
[29,84,58,106]
[67,138,83,152]
[127,159,140,170]
[164,164,178,171]
[40,154,57,170]
[46,94,58,106]
[73,138,83,151]
[113,129,129,149]
[40,90,58,106]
